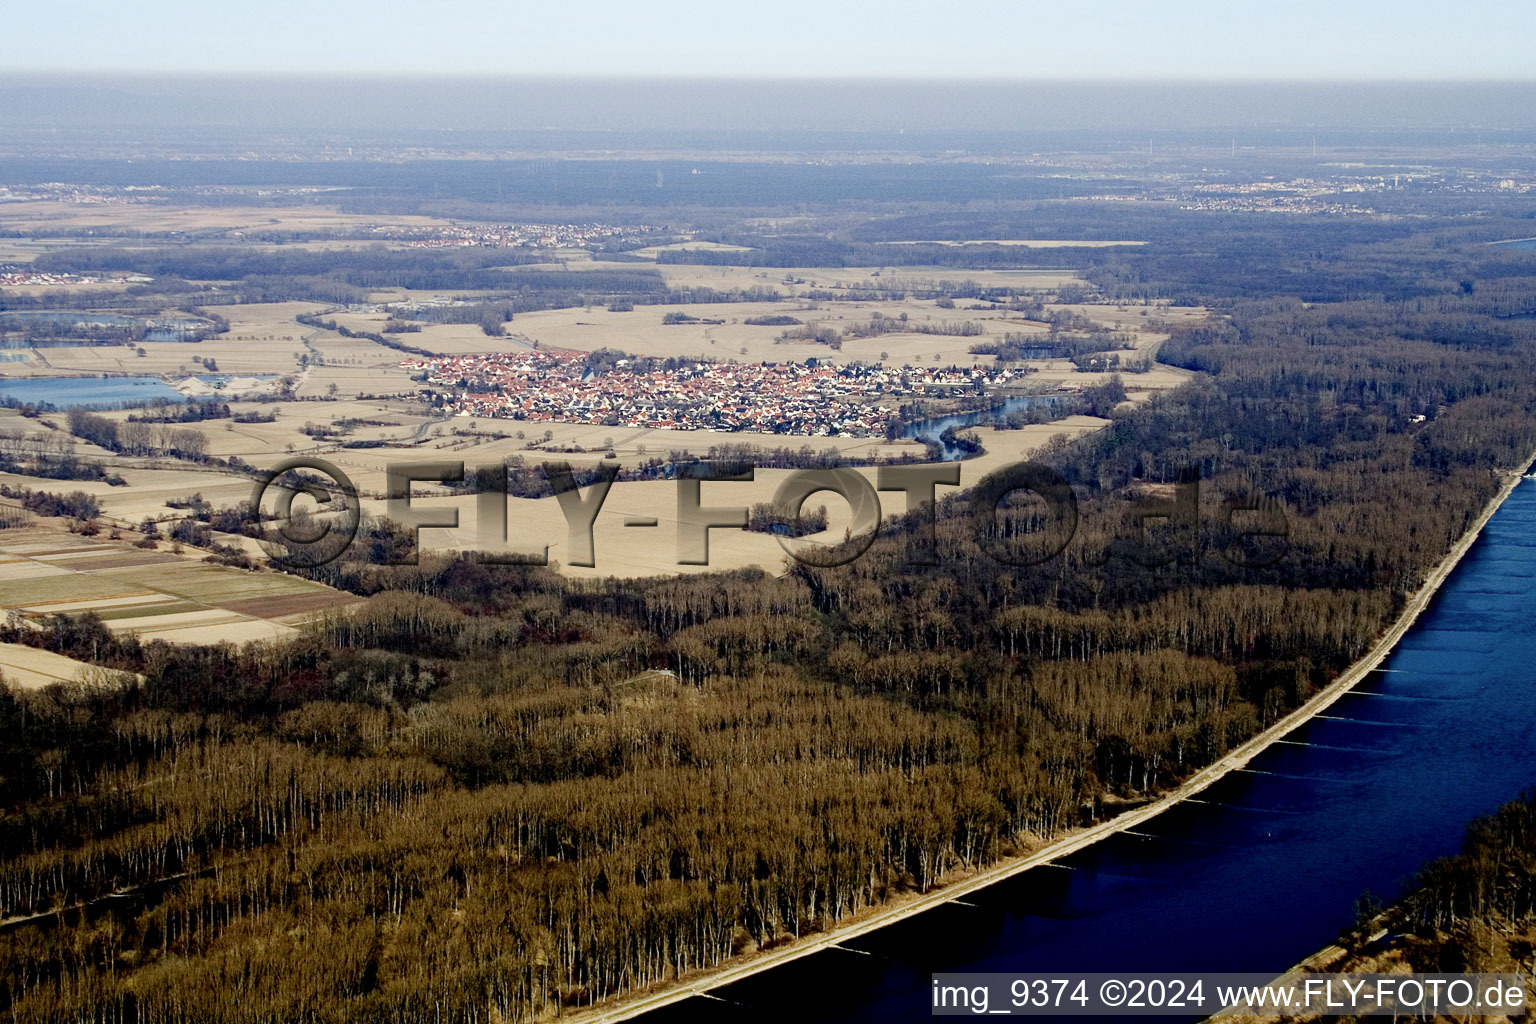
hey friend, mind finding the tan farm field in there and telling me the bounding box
[0,642,138,689]
[0,521,357,644]
[347,413,1109,578]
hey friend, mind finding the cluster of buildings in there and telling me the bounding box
[405,351,1031,437]
[0,183,159,206]
[0,264,157,288]
[1179,178,1378,215]
[1178,195,1377,215]
[0,269,90,287]
[1091,170,1533,214]
[343,297,471,315]
[373,221,660,249]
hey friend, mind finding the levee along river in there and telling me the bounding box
[638,477,1536,1023]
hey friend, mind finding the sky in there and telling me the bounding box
[2,0,1534,79]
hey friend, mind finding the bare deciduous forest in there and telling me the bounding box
[2,207,1536,1021]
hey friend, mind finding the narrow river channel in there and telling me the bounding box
[640,477,1536,1022]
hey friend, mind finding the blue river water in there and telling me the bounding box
[642,477,1536,1023]
[0,311,209,342]
[901,396,1067,460]
[0,375,269,410]
[0,376,190,408]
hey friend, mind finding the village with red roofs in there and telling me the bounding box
[403,350,1040,436]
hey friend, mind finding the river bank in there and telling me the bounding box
[567,463,1535,1024]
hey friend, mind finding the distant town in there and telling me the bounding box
[382,221,662,249]
[407,351,1039,436]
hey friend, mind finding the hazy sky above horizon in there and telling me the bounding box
[2,0,1533,79]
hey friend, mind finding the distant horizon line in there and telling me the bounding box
[5,72,1536,85]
